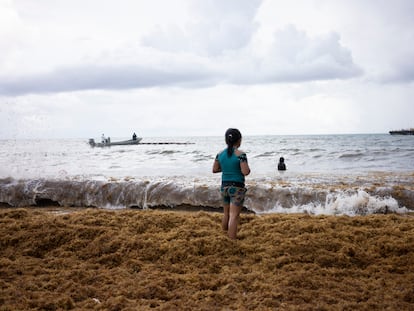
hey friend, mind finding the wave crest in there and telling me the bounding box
[0,177,411,216]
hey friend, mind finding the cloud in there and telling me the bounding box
[229,25,362,84]
[0,60,218,95]
[141,0,261,56]
[375,51,414,86]
[318,0,414,84]
[0,28,361,95]
[374,52,414,84]
[0,1,31,72]
[0,0,363,96]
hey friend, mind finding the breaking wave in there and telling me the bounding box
[0,177,411,216]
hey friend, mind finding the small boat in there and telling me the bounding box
[389,128,414,135]
[89,136,142,147]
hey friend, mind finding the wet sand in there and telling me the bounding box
[1,207,414,310]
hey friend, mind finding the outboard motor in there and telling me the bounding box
[88,138,96,147]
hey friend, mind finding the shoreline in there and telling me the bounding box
[1,207,414,310]
[0,204,256,214]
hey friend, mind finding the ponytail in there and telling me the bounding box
[225,128,242,157]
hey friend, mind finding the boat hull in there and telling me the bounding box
[389,130,414,135]
[89,138,142,147]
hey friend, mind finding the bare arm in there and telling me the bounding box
[240,161,250,176]
[212,157,221,173]
[236,150,251,176]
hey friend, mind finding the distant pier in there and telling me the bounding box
[88,137,194,147]
[139,142,194,145]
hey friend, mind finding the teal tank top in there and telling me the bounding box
[216,149,247,184]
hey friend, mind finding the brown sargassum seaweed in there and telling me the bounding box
[1,208,413,310]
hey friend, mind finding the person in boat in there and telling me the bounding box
[132,132,137,141]
[278,157,286,171]
[212,128,250,240]
[101,134,106,144]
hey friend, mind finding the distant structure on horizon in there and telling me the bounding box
[389,128,414,135]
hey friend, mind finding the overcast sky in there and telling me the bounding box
[0,0,413,139]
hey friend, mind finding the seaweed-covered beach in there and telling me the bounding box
[1,208,413,310]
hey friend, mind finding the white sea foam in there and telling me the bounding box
[257,190,408,216]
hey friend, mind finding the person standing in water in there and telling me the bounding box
[278,157,286,171]
[213,128,250,239]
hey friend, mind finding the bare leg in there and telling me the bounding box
[228,203,241,239]
[222,204,230,231]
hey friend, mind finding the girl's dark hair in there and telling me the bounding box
[225,128,242,156]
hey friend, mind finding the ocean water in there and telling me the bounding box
[0,134,413,215]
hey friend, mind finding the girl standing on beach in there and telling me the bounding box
[213,128,250,239]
